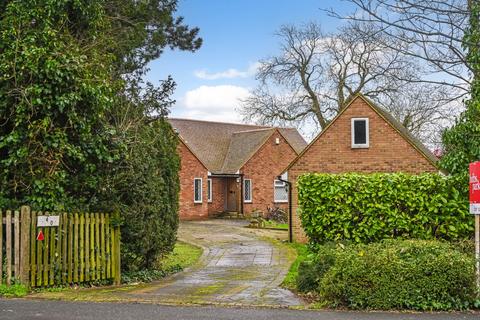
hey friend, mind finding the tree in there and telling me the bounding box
[97,74,181,271]
[103,0,202,75]
[327,0,471,99]
[0,0,202,271]
[440,0,480,175]
[240,22,455,143]
[98,1,201,270]
[94,1,202,270]
[0,0,119,210]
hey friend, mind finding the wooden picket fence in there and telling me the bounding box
[0,206,121,287]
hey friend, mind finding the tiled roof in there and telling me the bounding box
[168,118,307,173]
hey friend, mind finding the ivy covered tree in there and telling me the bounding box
[0,1,119,210]
[441,0,480,175]
[0,0,202,271]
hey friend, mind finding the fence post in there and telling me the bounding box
[19,206,31,286]
[114,212,121,285]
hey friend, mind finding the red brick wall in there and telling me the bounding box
[241,130,298,216]
[288,96,438,242]
[208,176,226,215]
[178,141,209,220]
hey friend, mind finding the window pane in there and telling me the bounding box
[274,180,288,202]
[244,180,251,201]
[194,179,202,202]
[207,179,212,201]
[354,120,367,144]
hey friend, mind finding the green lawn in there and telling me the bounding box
[262,220,288,230]
[121,241,203,283]
[281,242,308,290]
[159,241,203,271]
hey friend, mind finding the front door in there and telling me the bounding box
[226,178,238,212]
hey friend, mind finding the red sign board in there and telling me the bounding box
[469,161,480,214]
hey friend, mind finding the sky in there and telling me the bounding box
[145,0,355,126]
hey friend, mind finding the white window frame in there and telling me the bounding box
[207,178,212,203]
[351,118,369,148]
[273,179,288,203]
[244,179,252,203]
[194,178,202,203]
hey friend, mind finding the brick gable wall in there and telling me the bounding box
[288,97,438,242]
[242,131,298,215]
[177,141,209,219]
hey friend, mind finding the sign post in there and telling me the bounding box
[469,161,480,292]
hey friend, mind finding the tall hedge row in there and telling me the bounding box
[298,173,473,244]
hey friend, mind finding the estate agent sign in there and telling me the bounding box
[470,161,480,214]
[469,161,480,291]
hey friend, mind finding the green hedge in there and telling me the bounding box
[298,173,472,244]
[311,240,477,310]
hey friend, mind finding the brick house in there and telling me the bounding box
[284,94,439,242]
[169,118,307,220]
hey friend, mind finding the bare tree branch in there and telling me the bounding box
[239,21,460,147]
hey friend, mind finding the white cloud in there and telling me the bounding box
[179,85,251,123]
[194,62,260,80]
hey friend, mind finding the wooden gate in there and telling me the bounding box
[0,206,121,287]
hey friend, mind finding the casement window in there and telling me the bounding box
[194,178,202,203]
[243,179,252,203]
[207,178,212,203]
[274,179,288,203]
[351,118,369,148]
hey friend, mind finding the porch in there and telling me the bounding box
[208,174,246,217]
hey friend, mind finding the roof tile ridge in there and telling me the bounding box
[167,117,269,127]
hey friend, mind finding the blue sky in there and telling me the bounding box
[146,0,355,124]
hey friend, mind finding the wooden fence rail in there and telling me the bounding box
[1,206,120,287]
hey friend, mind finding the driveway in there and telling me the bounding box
[127,219,302,307]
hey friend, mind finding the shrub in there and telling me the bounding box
[106,120,180,271]
[297,244,336,293]
[298,173,472,244]
[318,240,477,310]
[0,284,28,297]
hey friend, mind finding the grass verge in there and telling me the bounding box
[122,241,203,283]
[281,242,308,290]
[161,241,203,271]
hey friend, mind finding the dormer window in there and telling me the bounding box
[351,118,369,148]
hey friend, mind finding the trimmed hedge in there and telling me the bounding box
[298,173,472,244]
[314,240,477,310]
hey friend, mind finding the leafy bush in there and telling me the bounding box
[110,120,180,271]
[0,284,28,297]
[317,240,477,310]
[298,173,472,244]
[297,244,336,293]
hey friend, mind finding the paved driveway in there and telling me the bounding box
[128,219,302,306]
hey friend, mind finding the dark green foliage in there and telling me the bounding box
[296,244,336,293]
[114,120,180,271]
[104,0,202,74]
[298,173,473,244]
[0,0,201,272]
[0,0,119,211]
[317,240,477,310]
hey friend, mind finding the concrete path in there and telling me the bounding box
[3,299,479,320]
[127,219,302,307]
